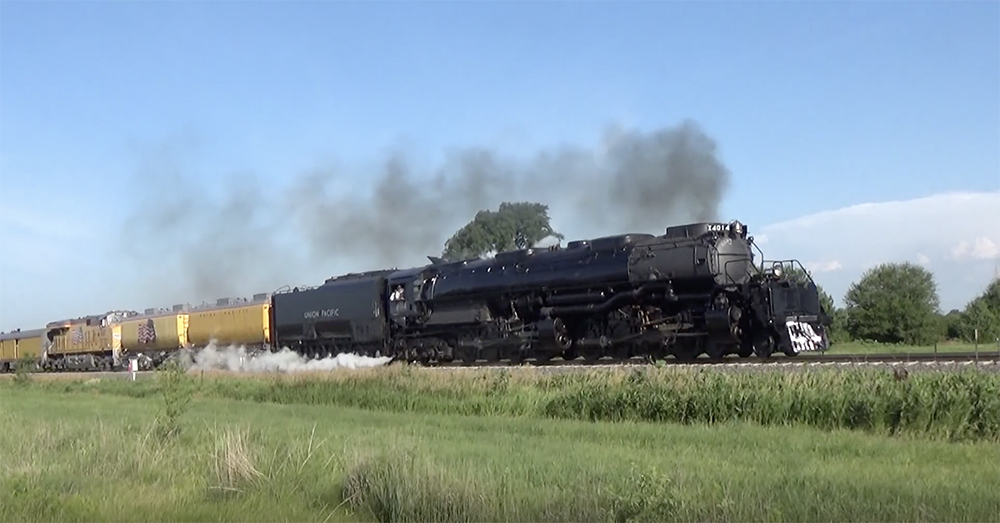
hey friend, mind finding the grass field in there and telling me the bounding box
[27,363,1000,442]
[823,340,1000,355]
[3,365,999,522]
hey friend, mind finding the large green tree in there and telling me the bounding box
[958,277,1000,343]
[442,202,564,261]
[843,262,941,345]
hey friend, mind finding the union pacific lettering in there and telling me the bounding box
[304,309,340,319]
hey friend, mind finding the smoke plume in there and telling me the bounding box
[120,119,731,307]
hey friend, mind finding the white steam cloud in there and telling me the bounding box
[177,342,393,372]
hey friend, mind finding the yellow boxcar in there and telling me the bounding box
[118,307,190,352]
[0,336,14,362]
[18,332,45,359]
[187,294,272,348]
[0,328,46,371]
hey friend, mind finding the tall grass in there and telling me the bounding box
[540,367,1000,442]
[0,411,354,522]
[339,443,679,523]
[27,364,1000,442]
[4,387,998,523]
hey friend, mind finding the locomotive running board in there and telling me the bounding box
[785,319,828,353]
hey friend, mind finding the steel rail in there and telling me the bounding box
[393,351,1000,369]
[5,351,996,378]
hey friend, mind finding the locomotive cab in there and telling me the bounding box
[386,267,435,326]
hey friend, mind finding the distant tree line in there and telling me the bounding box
[443,202,1000,347]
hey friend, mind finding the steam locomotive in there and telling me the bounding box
[272,219,830,364]
[0,219,830,372]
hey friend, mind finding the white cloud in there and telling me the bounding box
[949,237,1000,261]
[757,191,1000,311]
[805,260,843,273]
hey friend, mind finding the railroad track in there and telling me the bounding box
[4,351,997,381]
[397,351,1000,369]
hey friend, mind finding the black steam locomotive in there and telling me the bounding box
[271,220,830,364]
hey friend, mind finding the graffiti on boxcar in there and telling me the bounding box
[138,319,157,345]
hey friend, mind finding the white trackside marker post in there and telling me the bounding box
[129,358,138,381]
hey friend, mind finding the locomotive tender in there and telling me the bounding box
[0,219,830,372]
[273,219,830,364]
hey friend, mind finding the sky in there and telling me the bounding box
[1,1,998,331]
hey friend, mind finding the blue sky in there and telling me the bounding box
[1,1,998,331]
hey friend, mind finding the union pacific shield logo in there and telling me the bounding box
[138,319,157,344]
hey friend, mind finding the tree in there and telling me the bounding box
[843,262,941,345]
[442,202,564,261]
[941,309,964,340]
[958,278,1000,343]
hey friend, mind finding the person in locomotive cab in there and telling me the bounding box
[391,285,408,316]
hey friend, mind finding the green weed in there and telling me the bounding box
[152,359,197,439]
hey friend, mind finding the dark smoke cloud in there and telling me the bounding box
[289,119,730,266]
[119,136,291,306]
[120,119,731,306]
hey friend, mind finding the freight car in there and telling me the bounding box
[117,306,190,369]
[271,220,831,364]
[272,271,392,359]
[186,294,273,351]
[0,329,47,372]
